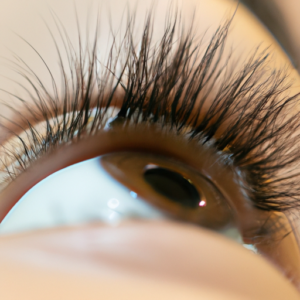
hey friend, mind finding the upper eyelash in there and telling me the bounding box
[1,10,300,217]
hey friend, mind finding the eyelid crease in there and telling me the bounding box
[0,107,116,183]
[0,9,300,244]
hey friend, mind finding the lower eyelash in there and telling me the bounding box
[1,10,300,220]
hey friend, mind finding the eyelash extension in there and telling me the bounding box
[1,9,300,218]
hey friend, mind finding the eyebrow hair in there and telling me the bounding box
[1,10,300,226]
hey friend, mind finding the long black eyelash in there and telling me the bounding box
[2,10,300,214]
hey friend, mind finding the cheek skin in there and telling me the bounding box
[0,221,299,300]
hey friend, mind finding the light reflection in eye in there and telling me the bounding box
[107,198,120,209]
[199,200,206,207]
[130,191,138,198]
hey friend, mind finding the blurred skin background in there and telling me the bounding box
[1,0,300,299]
[242,0,300,71]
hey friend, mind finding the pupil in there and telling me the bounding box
[144,165,200,208]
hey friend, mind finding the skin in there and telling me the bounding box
[0,0,300,299]
[242,0,300,71]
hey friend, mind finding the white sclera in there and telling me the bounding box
[0,157,164,234]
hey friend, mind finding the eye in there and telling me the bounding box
[0,125,236,230]
[1,6,300,290]
[0,150,237,235]
[101,152,234,230]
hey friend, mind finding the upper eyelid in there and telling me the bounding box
[0,12,300,227]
